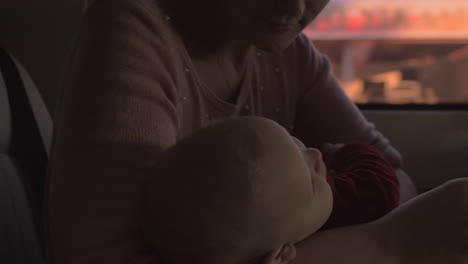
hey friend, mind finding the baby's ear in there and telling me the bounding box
[261,243,296,264]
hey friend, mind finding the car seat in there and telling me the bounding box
[0,48,52,263]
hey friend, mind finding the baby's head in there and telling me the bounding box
[144,117,332,264]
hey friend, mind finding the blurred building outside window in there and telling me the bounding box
[304,0,468,104]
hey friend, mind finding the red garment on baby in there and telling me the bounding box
[320,143,400,230]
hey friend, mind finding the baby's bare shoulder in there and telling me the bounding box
[380,179,468,263]
[292,224,395,264]
[293,179,468,264]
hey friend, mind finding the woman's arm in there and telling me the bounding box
[47,0,178,263]
[292,35,417,203]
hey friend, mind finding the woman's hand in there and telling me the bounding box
[321,143,345,175]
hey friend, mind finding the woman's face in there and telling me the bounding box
[222,0,330,51]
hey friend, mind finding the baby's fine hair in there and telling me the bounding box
[144,117,275,264]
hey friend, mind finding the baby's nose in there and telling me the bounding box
[304,147,322,161]
[303,148,323,172]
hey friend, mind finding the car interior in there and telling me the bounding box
[1,0,467,263]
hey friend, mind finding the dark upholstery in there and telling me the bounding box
[0,49,52,264]
[0,154,43,263]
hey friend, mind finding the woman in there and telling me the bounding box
[47,0,417,263]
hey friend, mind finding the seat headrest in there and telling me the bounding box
[0,64,12,153]
[0,154,44,263]
[0,51,52,155]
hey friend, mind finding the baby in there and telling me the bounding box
[143,116,399,264]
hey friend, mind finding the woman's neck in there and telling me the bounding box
[187,40,253,103]
[186,38,252,74]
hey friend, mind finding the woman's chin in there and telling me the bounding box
[253,34,298,53]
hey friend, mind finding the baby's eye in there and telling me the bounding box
[291,136,306,149]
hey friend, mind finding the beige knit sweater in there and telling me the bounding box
[47,0,402,263]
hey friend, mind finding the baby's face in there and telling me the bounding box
[257,125,333,243]
[287,136,333,241]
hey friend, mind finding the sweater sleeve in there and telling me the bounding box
[320,143,400,230]
[47,0,178,263]
[292,34,402,168]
